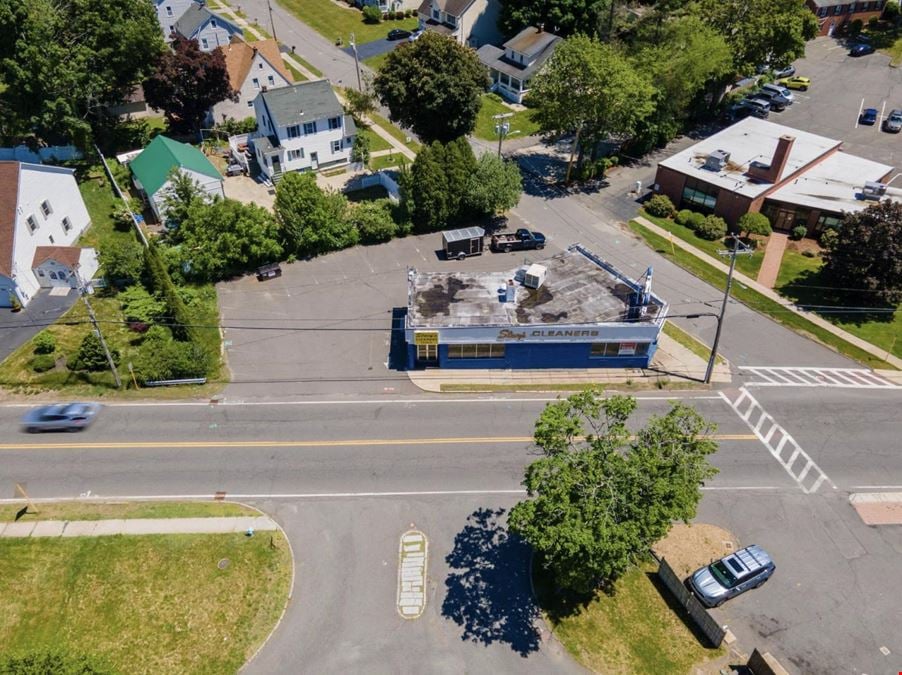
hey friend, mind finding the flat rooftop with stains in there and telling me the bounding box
[407,245,666,329]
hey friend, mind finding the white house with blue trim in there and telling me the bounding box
[173,2,242,51]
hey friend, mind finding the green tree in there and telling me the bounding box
[99,236,145,285]
[0,0,164,147]
[443,137,478,225]
[68,333,119,372]
[409,142,451,232]
[695,0,817,76]
[465,153,523,216]
[822,200,902,306]
[374,32,488,143]
[160,169,207,231]
[737,212,772,239]
[273,172,357,256]
[498,0,609,38]
[344,77,377,124]
[0,648,117,675]
[528,35,654,181]
[177,198,283,280]
[350,201,398,244]
[509,391,718,593]
[351,133,371,169]
[118,286,166,323]
[32,331,56,355]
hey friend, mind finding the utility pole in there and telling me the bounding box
[349,32,362,91]
[267,0,278,42]
[493,112,512,158]
[76,267,122,389]
[705,235,753,384]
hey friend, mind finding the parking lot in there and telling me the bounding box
[776,36,902,170]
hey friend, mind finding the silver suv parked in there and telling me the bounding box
[689,544,775,607]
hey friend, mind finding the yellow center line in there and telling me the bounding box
[0,434,757,450]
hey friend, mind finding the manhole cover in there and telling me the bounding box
[218,558,230,570]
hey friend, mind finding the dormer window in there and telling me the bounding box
[26,215,38,233]
[40,200,53,217]
[287,124,301,139]
[303,121,316,135]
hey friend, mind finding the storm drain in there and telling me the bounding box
[397,529,427,619]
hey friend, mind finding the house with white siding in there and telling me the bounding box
[251,81,356,183]
[0,162,94,307]
[153,0,195,39]
[477,25,561,104]
[174,2,242,51]
[416,0,501,48]
[212,38,293,123]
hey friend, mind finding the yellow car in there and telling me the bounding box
[776,76,810,91]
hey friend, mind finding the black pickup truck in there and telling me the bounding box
[490,228,546,253]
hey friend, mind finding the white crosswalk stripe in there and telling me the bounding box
[721,388,835,494]
[740,366,897,389]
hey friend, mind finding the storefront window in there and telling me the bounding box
[816,213,843,231]
[447,344,505,359]
[416,344,437,361]
[591,342,650,357]
[681,178,718,212]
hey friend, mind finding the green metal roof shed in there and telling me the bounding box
[129,136,222,198]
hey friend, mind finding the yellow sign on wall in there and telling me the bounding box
[414,331,439,346]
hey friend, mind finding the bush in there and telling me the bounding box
[802,249,816,258]
[216,117,257,135]
[819,227,839,249]
[68,334,119,372]
[645,194,675,219]
[131,332,211,384]
[118,285,166,323]
[29,353,56,373]
[675,209,693,226]
[791,225,808,240]
[868,16,880,29]
[362,5,382,23]
[350,201,398,244]
[686,211,706,231]
[32,331,56,355]
[850,18,863,34]
[696,215,728,240]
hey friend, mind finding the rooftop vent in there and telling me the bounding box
[862,181,887,200]
[704,150,730,171]
[523,264,547,289]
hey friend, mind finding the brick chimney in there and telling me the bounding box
[747,135,795,184]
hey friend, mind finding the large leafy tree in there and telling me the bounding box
[407,139,478,232]
[822,201,902,307]
[498,0,606,38]
[0,0,164,147]
[143,36,236,134]
[465,154,523,216]
[273,172,358,256]
[528,35,654,181]
[509,391,718,593]
[176,198,282,281]
[373,32,488,143]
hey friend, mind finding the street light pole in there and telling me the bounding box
[493,112,513,158]
[267,0,278,42]
[349,32,362,91]
[704,235,753,384]
[75,267,122,389]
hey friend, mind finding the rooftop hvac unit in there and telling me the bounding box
[704,149,730,171]
[523,264,546,289]
[862,181,887,200]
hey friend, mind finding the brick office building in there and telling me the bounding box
[653,117,895,235]
[805,0,886,37]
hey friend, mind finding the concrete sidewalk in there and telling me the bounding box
[408,332,731,392]
[0,516,278,538]
[634,216,902,370]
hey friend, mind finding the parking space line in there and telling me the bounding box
[855,97,864,128]
[879,100,887,129]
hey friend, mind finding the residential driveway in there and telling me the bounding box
[223,175,275,211]
[776,36,902,170]
[244,495,583,675]
[344,37,399,61]
[0,290,77,365]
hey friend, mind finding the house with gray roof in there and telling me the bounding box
[250,81,356,183]
[416,0,501,48]
[477,25,561,104]
[173,2,242,51]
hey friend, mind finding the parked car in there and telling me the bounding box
[761,82,794,104]
[751,91,787,112]
[776,75,810,91]
[689,545,775,608]
[883,109,902,132]
[21,402,102,433]
[408,30,424,42]
[772,64,796,79]
[490,228,546,253]
[387,28,411,40]
[850,43,876,56]
[739,98,771,118]
[255,262,282,280]
[860,107,879,125]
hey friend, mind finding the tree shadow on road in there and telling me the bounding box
[441,507,542,657]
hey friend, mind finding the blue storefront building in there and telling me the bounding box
[404,244,669,370]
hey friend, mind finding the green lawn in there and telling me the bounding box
[362,50,391,71]
[285,61,308,82]
[774,248,823,290]
[370,153,407,171]
[285,52,323,78]
[0,532,291,674]
[359,126,392,152]
[0,501,255,522]
[629,220,898,369]
[640,210,764,279]
[369,111,421,152]
[535,562,722,673]
[277,0,419,44]
[473,93,540,142]
[662,321,724,365]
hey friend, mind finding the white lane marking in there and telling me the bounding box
[740,366,897,389]
[397,530,427,619]
[720,388,835,494]
[879,100,887,128]
[0,395,725,409]
[855,97,865,128]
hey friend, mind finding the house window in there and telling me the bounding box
[201,38,210,49]
[447,344,505,359]
[432,7,440,20]
[252,77,260,89]
[37,270,45,277]
[330,140,341,153]
[833,5,842,14]
[258,62,264,69]
[287,149,304,161]
[48,235,54,244]
[287,124,301,138]
[267,75,275,86]
[40,200,53,217]
[26,215,38,233]
[303,121,316,135]
[819,7,827,15]
[817,213,843,230]
[211,19,217,27]
[62,217,72,232]
[166,5,173,16]
[681,177,719,212]
[247,100,254,107]
[328,116,341,130]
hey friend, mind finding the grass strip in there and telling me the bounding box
[277,0,419,44]
[368,111,421,152]
[662,322,725,365]
[473,93,540,141]
[0,501,255,522]
[285,61,308,82]
[629,220,897,370]
[286,53,323,78]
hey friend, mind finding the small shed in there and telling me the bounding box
[441,227,485,260]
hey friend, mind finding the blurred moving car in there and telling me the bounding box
[387,28,411,40]
[776,75,811,91]
[883,108,902,132]
[21,402,102,433]
[860,107,879,125]
[850,43,876,56]
[689,545,775,607]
